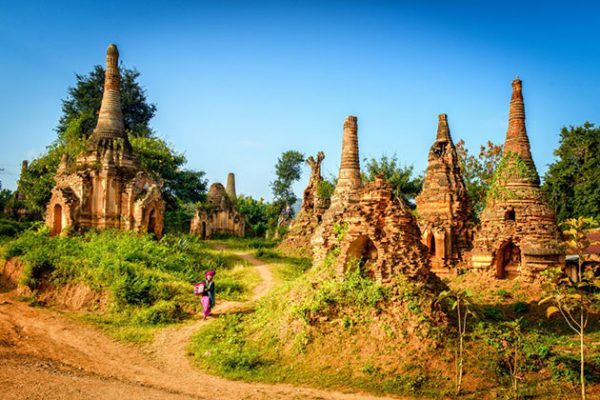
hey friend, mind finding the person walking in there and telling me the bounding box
[201,270,216,320]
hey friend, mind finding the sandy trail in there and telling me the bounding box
[0,248,400,400]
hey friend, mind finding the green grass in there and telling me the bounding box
[0,227,259,333]
[210,237,279,251]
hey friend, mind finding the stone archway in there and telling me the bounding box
[425,231,435,256]
[201,221,207,240]
[495,241,521,279]
[52,204,63,236]
[345,235,378,278]
[148,208,156,235]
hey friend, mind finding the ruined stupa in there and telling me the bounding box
[190,174,245,239]
[226,172,237,201]
[311,116,362,266]
[279,151,329,254]
[471,78,563,280]
[416,114,472,276]
[311,116,431,282]
[46,44,165,237]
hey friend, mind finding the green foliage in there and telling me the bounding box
[486,151,539,202]
[0,218,31,238]
[133,300,185,325]
[1,228,254,322]
[235,195,272,237]
[57,65,156,139]
[294,269,388,324]
[361,154,422,207]
[542,122,600,221]
[130,136,207,210]
[189,313,270,376]
[455,139,503,221]
[316,178,335,203]
[0,188,13,214]
[271,150,305,211]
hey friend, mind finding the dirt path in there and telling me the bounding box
[0,249,401,400]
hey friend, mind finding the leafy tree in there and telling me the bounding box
[271,150,305,216]
[130,136,207,209]
[539,217,600,400]
[438,289,476,396]
[0,186,12,215]
[235,195,272,237]
[455,139,503,221]
[542,123,600,221]
[57,65,156,140]
[361,154,422,207]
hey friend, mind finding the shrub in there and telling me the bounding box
[133,300,185,325]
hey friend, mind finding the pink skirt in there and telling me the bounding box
[201,295,211,318]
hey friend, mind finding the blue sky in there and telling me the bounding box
[1,1,599,201]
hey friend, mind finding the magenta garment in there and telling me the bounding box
[201,295,211,318]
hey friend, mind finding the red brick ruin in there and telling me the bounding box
[416,114,472,276]
[311,116,431,283]
[280,151,329,254]
[471,78,563,280]
[46,44,165,237]
[41,44,564,282]
[190,173,245,239]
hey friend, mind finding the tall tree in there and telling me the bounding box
[455,139,503,221]
[270,150,305,236]
[361,154,422,207]
[235,195,271,237]
[542,122,600,221]
[271,150,305,213]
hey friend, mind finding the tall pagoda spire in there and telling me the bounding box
[332,115,361,203]
[226,172,237,201]
[504,77,534,165]
[435,113,452,142]
[90,44,129,147]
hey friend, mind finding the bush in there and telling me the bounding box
[133,300,185,325]
[1,228,246,317]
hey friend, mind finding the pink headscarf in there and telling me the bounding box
[205,270,216,278]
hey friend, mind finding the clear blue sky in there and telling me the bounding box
[1,1,599,201]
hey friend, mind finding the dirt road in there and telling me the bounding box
[0,250,399,400]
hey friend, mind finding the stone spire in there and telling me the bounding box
[416,114,471,276]
[471,78,562,281]
[90,44,128,147]
[330,115,361,207]
[435,113,452,143]
[226,172,237,201]
[504,77,535,165]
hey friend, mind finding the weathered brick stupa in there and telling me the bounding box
[335,177,431,282]
[311,116,362,265]
[416,114,472,276]
[46,44,165,237]
[190,174,245,239]
[280,151,329,254]
[472,78,563,280]
[311,116,431,283]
